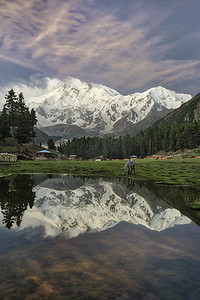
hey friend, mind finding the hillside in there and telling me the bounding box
[0,138,57,158]
[113,107,173,137]
[155,92,200,127]
[122,92,200,157]
[34,127,61,145]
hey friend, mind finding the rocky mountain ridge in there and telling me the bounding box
[155,92,200,127]
[25,77,191,138]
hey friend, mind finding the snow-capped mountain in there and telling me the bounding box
[17,176,191,238]
[26,77,191,137]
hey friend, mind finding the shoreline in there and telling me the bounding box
[0,158,200,187]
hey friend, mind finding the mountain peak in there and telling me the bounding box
[26,77,191,136]
[65,76,86,89]
[61,77,121,98]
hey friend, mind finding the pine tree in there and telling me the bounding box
[122,133,132,158]
[29,109,37,143]
[2,90,38,144]
[0,107,10,139]
[4,89,18,139]
[47,138,56,150]
[15,92,31,145]
[146,127,153,155]
[169,125,177,151]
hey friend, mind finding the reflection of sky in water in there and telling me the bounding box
[0,176,200,299]
[0,219,200,299]
[0,175,192,238]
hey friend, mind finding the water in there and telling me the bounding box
[0,174,200,299]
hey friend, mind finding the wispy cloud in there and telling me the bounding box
[0,0,200,95]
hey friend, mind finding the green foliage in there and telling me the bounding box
[15,92,31,145]
[0,89,37,144]
[29,108,37,143]
[57,120,200,159]
[188,202,200,210]
[4,89,18,139]
[0,107,10,139]
[0,138,44,154]
[58,135,128,159]
[47,138,56,150]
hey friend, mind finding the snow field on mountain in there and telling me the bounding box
[26,77,191,132]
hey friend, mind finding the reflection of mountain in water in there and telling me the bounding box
[18,176,191,238]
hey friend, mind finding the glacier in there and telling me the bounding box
[25,77,191,135]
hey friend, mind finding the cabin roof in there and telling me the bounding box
[36,150,53,154]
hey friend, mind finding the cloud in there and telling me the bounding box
[0,76,65,110]
[0,0,200,95]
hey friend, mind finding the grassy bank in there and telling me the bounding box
[0,158,200,186]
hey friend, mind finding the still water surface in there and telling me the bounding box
[0,175,200,299]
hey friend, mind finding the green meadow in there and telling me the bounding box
[1,158,200,213]
[0,158,200,187]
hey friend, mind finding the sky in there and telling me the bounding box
[0,0,200,102]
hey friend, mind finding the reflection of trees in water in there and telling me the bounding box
[141,181,200,226]
[118,177,200,227]
[0,175,36,229]
[1,173,200,230]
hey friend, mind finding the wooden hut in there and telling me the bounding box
[36,150,53,158]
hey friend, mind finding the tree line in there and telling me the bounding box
[0,89,37,144]
[58,121,200,159]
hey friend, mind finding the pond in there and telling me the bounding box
[0,174,200,299]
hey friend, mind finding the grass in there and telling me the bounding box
[0,138,41,153]
[188,202,200,210]
[0,139,199,187]
[1,158,200,215]
[0,158,200,187]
